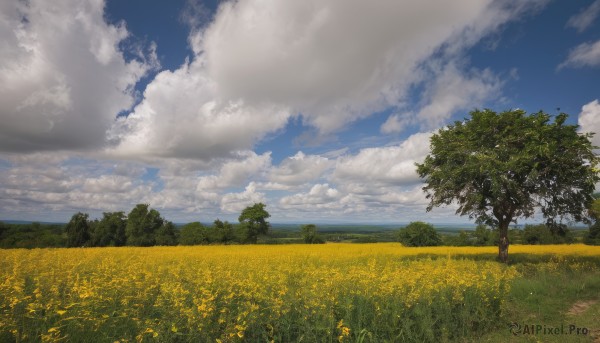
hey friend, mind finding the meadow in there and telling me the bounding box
[1,244,599,342]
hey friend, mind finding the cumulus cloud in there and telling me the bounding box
[566,0,600,33]
[197,151,272,190]
[412,62,503,130]
[0,0,156,153]
[107,61,291,160]
[578,99,600,147]
[108,0,547,161]
[280,184,340,207]
[333,132,432,187]
[381,114,414,135]
[269,152,332,186]
[381,62,503,134]
[0,153,154,219]
[559,40,600,69]
[220,182,266,213]
[201,0,541,133]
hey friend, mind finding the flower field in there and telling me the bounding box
[1,244,599,342]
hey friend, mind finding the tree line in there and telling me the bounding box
[2,198,599,248]
[0,203,272,248]
[398,219,600,247]
[63,202,274,247]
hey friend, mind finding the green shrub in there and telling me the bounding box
[398,222,442,247]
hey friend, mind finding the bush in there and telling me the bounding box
[398,222,442,247]
[584,222,600,245]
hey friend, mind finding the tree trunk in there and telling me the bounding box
[498,220,509,263]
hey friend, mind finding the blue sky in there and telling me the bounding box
[0,0,599,224]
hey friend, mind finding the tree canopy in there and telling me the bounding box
[66,212,91,247]
[416,109,599,261]
[398,221,442,247]
[125,204,165,247]
[238,203,271,243]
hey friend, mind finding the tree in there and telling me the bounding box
[473,224,493,246]
[155,221,177,246]
[585,196,600,245]
[65,212,91,247]
[301,224,324,244]
[213,219,235,243]
[416,109,599,262]
[238,203,271,244]
[398,221,442,247]
[125,204,164,246]
[180,222,210,245]
[91,212,127,247]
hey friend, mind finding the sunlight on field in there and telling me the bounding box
[1,243,599,342]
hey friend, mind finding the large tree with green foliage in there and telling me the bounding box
[125,204,164,246]
[238,203,271,244]
[65,212,91,247]
[416,109,599,262]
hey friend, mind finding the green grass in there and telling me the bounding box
[466,258,600,342]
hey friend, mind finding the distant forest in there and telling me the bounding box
[1,202,598,249]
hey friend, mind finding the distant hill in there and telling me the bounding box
[0,220,66,225]
[271,223,480,233]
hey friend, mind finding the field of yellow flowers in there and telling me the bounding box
[1,243,599,342]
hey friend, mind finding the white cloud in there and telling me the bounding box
[333,132,432,187]
[381,113,414,135]
[280,183,340,207]
[0,153,155,218]
[559,40,600,69]
[566,0,600,33]
[200,0,539,133]
[413,62,503,130]
[0,0,156,152]
[220,182,266,213]
[578,99,600,147]
[197,151,272,190]
[269,151,332,186]
[107,61,291,160]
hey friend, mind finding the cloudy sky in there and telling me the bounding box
[1,0,599,224]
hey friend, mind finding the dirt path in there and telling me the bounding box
[567,300,599,342]
[567,300,598,316]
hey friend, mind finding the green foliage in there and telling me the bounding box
[213,219,235,243]
[590,198,600,220]
[584,222,600,245]
[0,222,65,248]
[398,221,442,247]
[473,224,493,246]
[584,198,600,245]
[155,221,177,246]
[65,212,91,247]
[125,204,164,247]
[238,203,271,244]
[300,224,324,244]
[91,212,127,247]
[180,222,211,245]
[522,224,574,244]
[416,109,599,260]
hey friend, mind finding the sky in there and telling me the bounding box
[0,0,599,224]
